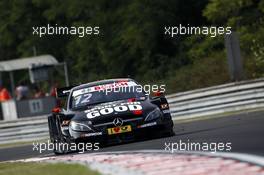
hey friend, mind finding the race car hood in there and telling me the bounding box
[71,99,158,124]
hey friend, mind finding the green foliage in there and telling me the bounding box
[166,52,230,93]
[0,162,100,175]
[203,0,264,78]
[0,0,262,92]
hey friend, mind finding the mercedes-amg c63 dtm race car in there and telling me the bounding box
[48,78,174,154]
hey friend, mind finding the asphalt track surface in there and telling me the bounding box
[1,110,264,162]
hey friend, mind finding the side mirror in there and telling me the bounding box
[52,107,61,113]
[153,90,164,97]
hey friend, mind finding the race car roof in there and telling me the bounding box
[72,78,136,91]
[0,55,58,72]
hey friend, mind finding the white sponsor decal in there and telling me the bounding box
[162,109,170,114]
[84,132,102,137]
[85,102,142,119]
[72,81,138,97]
[138,122,157,128]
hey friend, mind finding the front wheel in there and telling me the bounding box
[163,127,175,137]
[53,138,72,155]
[48,115,72,155]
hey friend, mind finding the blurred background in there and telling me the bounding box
[0,0,263,94]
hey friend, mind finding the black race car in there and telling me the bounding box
[48,78,174,154]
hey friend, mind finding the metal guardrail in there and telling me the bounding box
[1,78,264,145]
[168,78,264,119]
[0,116,49,144]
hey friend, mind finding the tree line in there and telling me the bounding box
[0,0,263,92]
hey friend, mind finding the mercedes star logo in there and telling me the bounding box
[113,118,123,127]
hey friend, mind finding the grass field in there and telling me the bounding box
[0,162,100,175]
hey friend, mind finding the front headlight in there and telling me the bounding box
[70,121,92,131]
[145,108,161,121]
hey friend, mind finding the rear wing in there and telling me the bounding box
[56,86,75,98]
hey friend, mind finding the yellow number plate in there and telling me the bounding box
[107,125,132,135]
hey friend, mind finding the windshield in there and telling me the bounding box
[70,85,146,109]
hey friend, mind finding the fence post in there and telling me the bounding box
[225,32,244,81]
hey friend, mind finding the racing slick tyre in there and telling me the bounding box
[160,120,175,137]
[48,115,72,155]
[165,119,175,136]
[164,127,175,137]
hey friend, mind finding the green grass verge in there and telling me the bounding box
[0,142,32,149]
[0,162,100,175]
[0,139,48,149]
